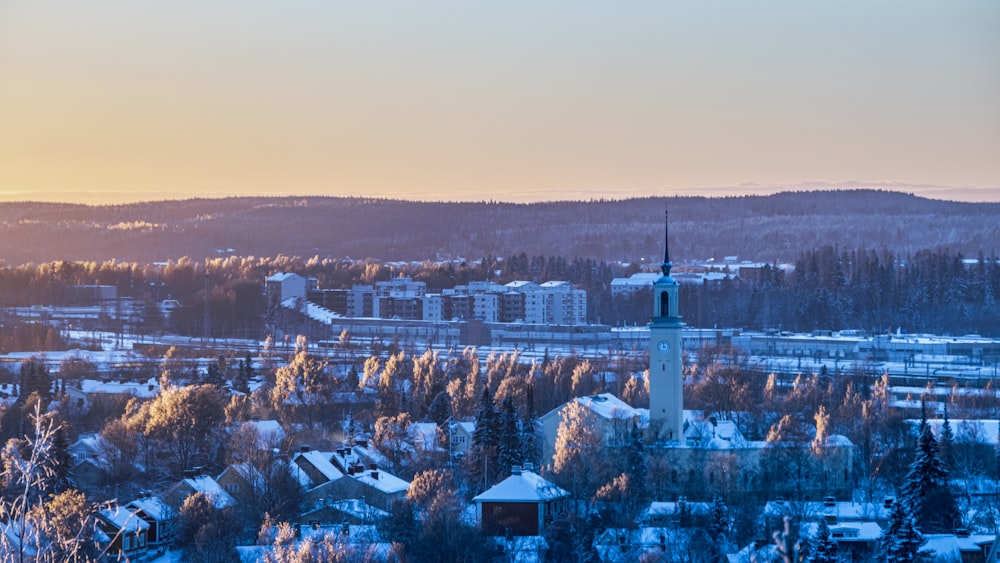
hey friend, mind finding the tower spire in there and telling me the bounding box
[661,208,672,276]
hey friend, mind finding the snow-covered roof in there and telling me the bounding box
[921,533,996,559]
[247,420,286,443]
[451,421,475,435]
[354,468,409,494]
[266,272,301,282]
[905,418,1000,444]
[100,507,150,533]
[574,393,644,421]
[505,281,539,291]
[79,378,159,398]
[294,450,345,485]
[224,463,267,490]
[302,498,390,522]
[473,469,569,503]
[183,476,236,509]
[610,273,660,287]
[639,501,711,521]
[126,497,173,521]
[765,500,891,522]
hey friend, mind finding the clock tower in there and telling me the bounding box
[649,211,683,441]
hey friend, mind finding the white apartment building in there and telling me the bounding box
[471,293,500,323]
[507,280,585,325]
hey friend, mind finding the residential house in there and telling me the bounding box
[161,474,237,510]
[448,420,475,458]
[473,464,569,536]
[126,494,175,550]
[96,506,150,560]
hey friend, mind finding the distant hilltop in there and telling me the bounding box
[0,189,997,266]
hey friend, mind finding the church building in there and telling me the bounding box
[539,212,855,501]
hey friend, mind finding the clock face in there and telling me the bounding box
[657,340,670,352]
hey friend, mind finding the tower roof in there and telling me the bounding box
[660,209,672,276]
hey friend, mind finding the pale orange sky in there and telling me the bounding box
[1,1,998,204]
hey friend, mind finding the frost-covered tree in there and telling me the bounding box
[0,404,98,562]
[901,420,960,533]
[471,387,498,487]
[496,396,522,477]
[808,519,837,563]
[707,496,729,542]
[552,401,606,503]
[940,404,955,472]
[879,503,924,563]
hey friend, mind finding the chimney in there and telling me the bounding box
[300,445,310,453]
[511,465,522,475]
[371,470,379,479]
[369,463,377,471]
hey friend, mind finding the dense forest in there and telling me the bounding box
[0,190,997,266]
[1,245,997,340]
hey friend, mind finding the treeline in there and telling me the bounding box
[1,191,997,266]
[669,246,1000,336]
[2,245,999,337]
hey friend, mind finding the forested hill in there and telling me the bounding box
[1,190,997,265]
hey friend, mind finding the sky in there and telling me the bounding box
[1,1,998,204]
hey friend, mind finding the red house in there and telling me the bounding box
[473,464,570,536]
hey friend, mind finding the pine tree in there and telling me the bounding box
[902,420,960,532]
[203,363,225,387]
[521,383,540,465]
[472,387,498,486]
[233,359,251,394]
[496,396,522,476]
[623,421,647,501]
[940,404,955,472]
[879,503,924,563]
[809,519,837,563]
[19,360,51,402]
[48,422,73,495]
[707,496,729,541]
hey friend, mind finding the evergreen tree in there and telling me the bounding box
[202,363,223,387]
[521,383,540,465]
[19,360,51,403]
[48,422,73,495]
[471,387,498,487]
[706,496,729,541]
[940,403,955,472]
[427,390,452,426]
[879,503,924,563]
[623,421,647,501]
[902,421,960,532]
[232,359,251,394]
[809,519,837,563]
[496,395,522,476]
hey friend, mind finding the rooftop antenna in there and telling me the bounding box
[661,208,672,276]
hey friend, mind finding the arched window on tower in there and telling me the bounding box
[660,291,669,317]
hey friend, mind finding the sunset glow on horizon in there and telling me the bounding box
[2,1,998,204]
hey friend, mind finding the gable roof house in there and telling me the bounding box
[96,506,150,560]
[161,474,237,510]
[473,464,570,536]
[125,494,175,550]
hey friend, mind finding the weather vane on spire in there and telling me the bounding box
[661,208,672,276]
